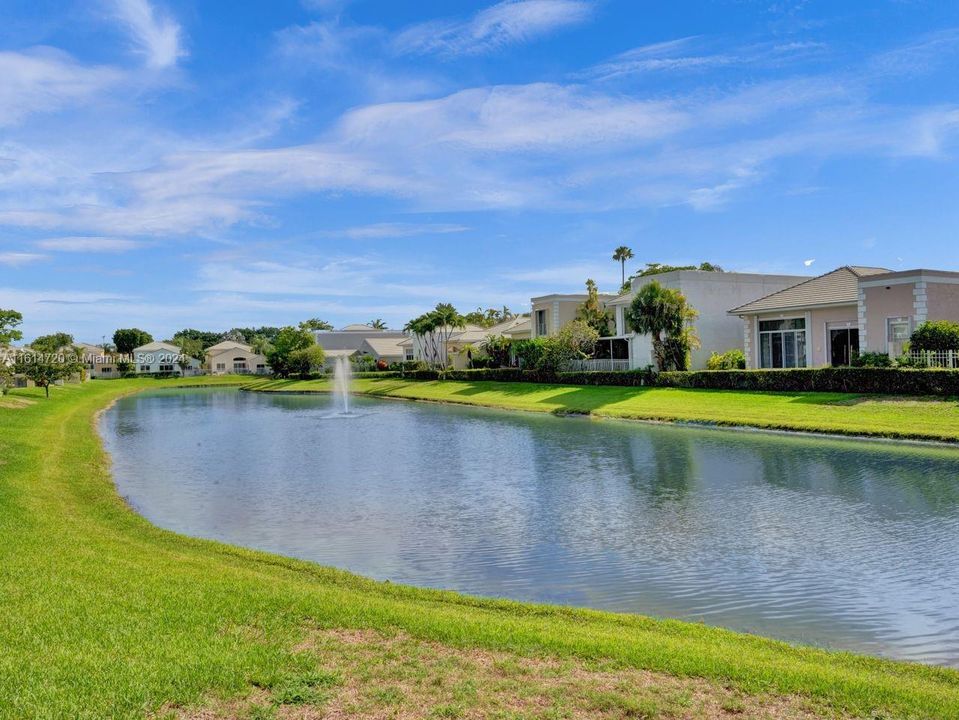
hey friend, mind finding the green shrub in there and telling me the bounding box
[910,320,959,351]
[852,351,893,368]
[706,349,746,370]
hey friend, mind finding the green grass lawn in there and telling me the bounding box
[253,376,959,442]
[2,377,959,719]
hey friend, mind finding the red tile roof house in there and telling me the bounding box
[729,266,959,368]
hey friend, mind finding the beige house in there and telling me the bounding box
[76,342,120,379]
[205,340,270,375]
[530,294,616,338]
[358,336,406,365]
[729,266,959,368]
[132,341,201,376]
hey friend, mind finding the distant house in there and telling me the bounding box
[314,324,408,366]
[132,341,201,376]
[402,316,533,368]
[730,266,959,368]
[76,343,119,379]
[204,340,270,375]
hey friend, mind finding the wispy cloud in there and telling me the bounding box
[0,252,46,266]
[323,222,470,239]
[0,48,123,127]
[107,0,185,68]
[393,0,592,57]
[35,236,142,252]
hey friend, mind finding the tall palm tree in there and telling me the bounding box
[369,319,387,330]
[612,246,634,288]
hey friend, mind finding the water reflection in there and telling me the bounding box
[100,388,959,666]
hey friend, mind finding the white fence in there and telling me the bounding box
[905,350,959,368]
[565,358,632,372]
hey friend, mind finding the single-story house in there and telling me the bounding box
[205,340,269,375]
[133,341,202,376]
[358,336,406,365]
[314,325,408,360]
[730,266,959,368]
[400,315,531,368]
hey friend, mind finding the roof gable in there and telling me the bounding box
[730,266,890,315]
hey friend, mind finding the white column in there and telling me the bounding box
[913,281,928,326]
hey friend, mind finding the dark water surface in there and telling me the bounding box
[100,388,959,666]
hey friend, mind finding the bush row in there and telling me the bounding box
[379,366,959,396]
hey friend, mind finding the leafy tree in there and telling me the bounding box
[249,334,274,356]
[910,320,959,352]
[576,279,612,336]
[299,318,333,332]
[463,306,516,328]
[172,329,224,349]
[288,345,327,378]
[483,335,513,367]
[626,281,699,371]
[266,326,316,377]
[430,303,465,367]
[369,319,387,330]
[612,246,634,289]
[638,262,724,277]
[14,333,83,398]
[0,309,23,345]
[113,328,153,354]
[32,333,75,352]
[173,336,206,363]
[513,321,598,374]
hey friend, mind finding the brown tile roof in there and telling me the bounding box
[729,266,890,314]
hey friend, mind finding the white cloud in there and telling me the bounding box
[108,0,185,69]
[0,48,123,127]
[35,236,141,252]
[323,222,470,239]
[0,252,47,266]
[393,0,592,57]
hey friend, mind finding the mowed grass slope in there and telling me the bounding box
[254,377,959,442]
[1,378,959,718]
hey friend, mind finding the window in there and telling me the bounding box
[758,318,807,368]
[887,318,911,358]
[535,309,547,336]
[101,367,112,374]
[216,363,225,371]
[405,349,414,361]
[159,364,174,373]
[139,364,150,372]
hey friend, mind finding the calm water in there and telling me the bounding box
[100,388,959,666]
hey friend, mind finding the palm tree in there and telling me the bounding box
[369,319,387,330]
[612,246,634,289]
[430,303,465,367]
[624,281,697,371]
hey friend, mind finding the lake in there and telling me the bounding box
[100,387,959,666]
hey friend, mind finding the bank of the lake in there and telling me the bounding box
[250,376,959,443]
[2,377,959,719]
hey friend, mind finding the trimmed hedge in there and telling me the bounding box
[374,366,959,396]
[656,368,959,395]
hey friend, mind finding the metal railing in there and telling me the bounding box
[904,350,959,368]
[565,358,632,372]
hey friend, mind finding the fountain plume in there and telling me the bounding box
[333,356,352,414]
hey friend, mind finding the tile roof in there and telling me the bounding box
[361,337,406,357]
[729,266,890,314]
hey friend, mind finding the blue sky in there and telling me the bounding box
[2,0,959,342]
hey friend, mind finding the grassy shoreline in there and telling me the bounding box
[2,377,959,718]
[249,376,959,443]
